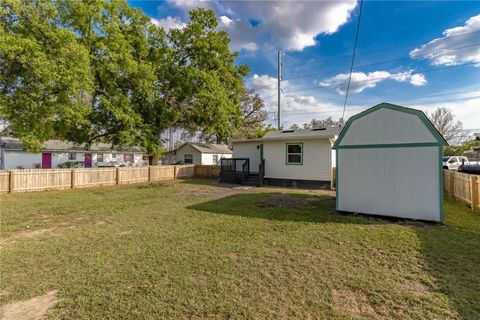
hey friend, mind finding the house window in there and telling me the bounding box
[124,154,134,162]
[97,153,104,162]
[212,155,218,164]
[286,143,303,165]
[68,153,76,161]
[184,154,193,164]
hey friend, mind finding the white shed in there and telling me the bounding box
[333,103,447,222]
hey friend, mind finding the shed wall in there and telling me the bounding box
[339,108,437,146]
[337,146,441,221]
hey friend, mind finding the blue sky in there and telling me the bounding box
[129,0,479,129]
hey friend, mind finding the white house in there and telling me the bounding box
[228,127,339,187]
[0,137,145,169]
[162,142,232,165]
[333,103,447,222]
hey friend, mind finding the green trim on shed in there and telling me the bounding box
[336,142,441,149]
[332,102,447,149]
[335,149,339,211]
[439,146,445,222]
[332,102,447,223]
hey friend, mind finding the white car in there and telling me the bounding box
[443,156,469,170]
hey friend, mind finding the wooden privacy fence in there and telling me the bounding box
[195,165,221,178]
[444,170,480,210]
[0,165,204,193]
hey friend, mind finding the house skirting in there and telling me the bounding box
[263,178,331,189]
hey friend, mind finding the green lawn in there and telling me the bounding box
[1,180,479,319]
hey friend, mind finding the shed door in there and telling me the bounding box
[41,153,52,168]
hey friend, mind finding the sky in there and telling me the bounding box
[129,0,480,130]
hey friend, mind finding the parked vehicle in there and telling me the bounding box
[443,156,469,170]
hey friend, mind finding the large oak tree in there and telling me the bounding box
[0,0,249,155]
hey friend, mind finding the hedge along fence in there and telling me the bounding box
[0,165,204,193]
[444,170,480,211]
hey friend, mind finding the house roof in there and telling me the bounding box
[233,126,340,143]
[0,137,143,153]
[332,102,448,149]
[167,142,232,154]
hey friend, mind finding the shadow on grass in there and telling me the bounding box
[188,191,404,225]
[179,178,242,189]
[415,199,480,319]
[189,193,480,318]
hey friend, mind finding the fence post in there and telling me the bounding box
[174,165,178,179]
[449,171,455,198]
[71,169,76,189]
[471,176,479,210]
[116,167,120,185]
[148,165,151,182]
[9,170,14,193]
[209,166,212,178]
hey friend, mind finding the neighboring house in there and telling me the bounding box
[226,127,340,188]
[162,142,232,165]
[333,102,447,222]
[0,137,145,169]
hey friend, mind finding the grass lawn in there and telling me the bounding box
[1,179,479,319]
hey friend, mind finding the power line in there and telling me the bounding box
[282,62,477,95]
[248,41,480,93]
[342,0,364,121]
[264,89,480,115]
[283,42,480,81]
[290,30,480,68]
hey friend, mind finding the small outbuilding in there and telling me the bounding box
[333,103,447,222]
[162,142,232,165]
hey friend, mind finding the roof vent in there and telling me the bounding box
[281,130,294,133]
[311,127,327,131]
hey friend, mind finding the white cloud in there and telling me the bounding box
[319,70,428,94]
[151,16,186,30]
[410,14,480,67]
[165,0,358,51]
[418,96,480,130]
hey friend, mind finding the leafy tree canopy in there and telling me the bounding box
[0,0,249,154]
[289,117,342,130]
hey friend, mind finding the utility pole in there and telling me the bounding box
[277,50,282,130]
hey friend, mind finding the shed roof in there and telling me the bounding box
[0,137,143,153]
[332,103,447,149]
[234,126,340,143]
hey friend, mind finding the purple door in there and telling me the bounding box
[42,153,52,168]
[84,153,92,168]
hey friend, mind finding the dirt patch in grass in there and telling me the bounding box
[399,280,433,297]
[0,228,62,247]
[256,194,308,209]
[0,290,58,320]
[332,289,379,319]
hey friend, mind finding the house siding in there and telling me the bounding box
[264,140,332,181]
[175,144,202,164]
[1,151,42,169]
[201,153,232,165]
[233,141,261,173]
[0,150,143,169]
